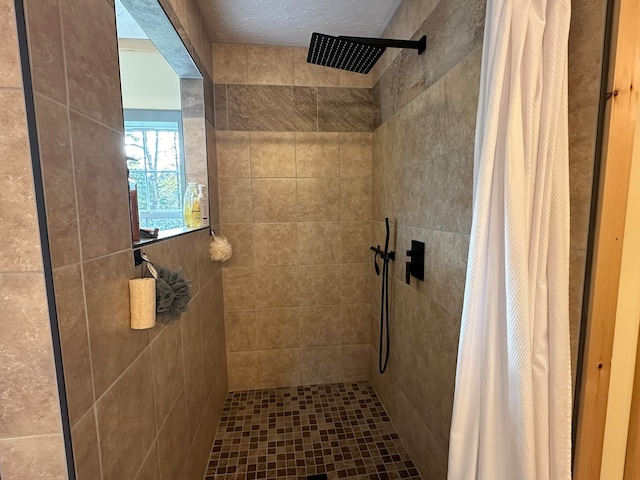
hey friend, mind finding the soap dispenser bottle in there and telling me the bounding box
[198,184,209,225]
[183,182,201,228]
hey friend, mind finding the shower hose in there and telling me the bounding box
[371,218,394,374]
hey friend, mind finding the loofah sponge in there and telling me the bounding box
[209,234,232,262]
[155,265,191,324]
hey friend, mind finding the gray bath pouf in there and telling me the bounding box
[155,264,191,324]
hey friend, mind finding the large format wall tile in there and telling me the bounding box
[0,435,68,480]
[53,265,93,426]
[60,0,123,130]
[83,250,149,397]
[0,0,22,89]
[151,325,185,427]
[252,178,297,222]
[250,132,296,177]
[96,349,156,480]
[157,391,190,480]
[227,85,317,131]
[24,0,67,102]
[318,88,373,132]
[0,91,42,272]
[70,112,130,260]
[253,223,298,266]
[35,95,80,269]
[0,273,62,438]
[71,409,101,480]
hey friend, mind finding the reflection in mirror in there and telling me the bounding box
[115,0,208,244]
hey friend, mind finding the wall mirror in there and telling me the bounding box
[115,0,209,244]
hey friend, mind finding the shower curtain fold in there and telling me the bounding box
[447,0,572,479]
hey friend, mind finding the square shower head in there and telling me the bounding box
[306,32,386,74]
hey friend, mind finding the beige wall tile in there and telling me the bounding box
[251,132,296,177]
[341,263,371,305]
[340,70,373,88]
[342,304,370,344]
[35,95,80,269]
[0,0,22,89]
[297,222,341,265]
[293,46,340,87]
[225,310,258,352]
[297,265,341,306]
[341,344,369,382]
[173,233,201,295]
[341,222,371,264]
[216,131,251,177]
[253,223,298,266]
[83,251,149,397]
[258,349,300,388]
[0,435,67,480]
[53,265,93,426]
[227,351,259,391]
[180,296,204,382]
[299,306,342,347]
[340,177,372,221]
[0,273,61,438]
[221,223,254,268]
[25,0,67,100]
[157,390,190,480]
[71,409,101,480]
[299,346,342,385]
[151,325,185,427]
[70,112,131,260]
[255,265,298,308]
[257,308,299,349]
[247,45,295,85]
[134,443,161,480]
[0,91,43,272]
[218,177,253,223]
[340,133,372,177]
[223,267,256,311]
[295,132,340,177]
[297,178,340,221]
[60,0,123,130]
[252,178,297,222]
[96,348,156,480]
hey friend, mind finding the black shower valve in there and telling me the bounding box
[405,240,425,285]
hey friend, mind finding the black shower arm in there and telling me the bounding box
[338,35,427,54]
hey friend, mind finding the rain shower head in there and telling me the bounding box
[306,32,426,74]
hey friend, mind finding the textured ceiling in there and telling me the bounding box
[195,0,403,47]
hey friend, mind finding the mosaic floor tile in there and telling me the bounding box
[205,382,421,480]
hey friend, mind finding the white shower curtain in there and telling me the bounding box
[447,0,572,479]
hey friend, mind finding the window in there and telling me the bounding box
[116,0,208,244]
[124,110,185,230]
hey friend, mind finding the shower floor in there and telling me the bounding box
[205,382,421,480]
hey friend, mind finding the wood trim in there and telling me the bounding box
[573,0,640,477]
[625,326,640,479]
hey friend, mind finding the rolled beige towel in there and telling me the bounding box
[129,278,156,329]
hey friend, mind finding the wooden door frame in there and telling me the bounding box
[573,0,640,477]
[624,327,640,479]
